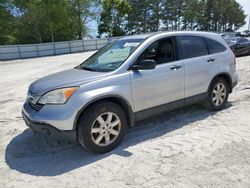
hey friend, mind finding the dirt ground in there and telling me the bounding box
[0,51,250,188]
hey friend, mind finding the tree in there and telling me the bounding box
[162,0,185,30]
[224,0,246,31]
[0,3,16,44]
[70,0,100,39]
[98,0,131,37]
[12,0,79,43]
[1,0,99,44]
[119,0,162,34]
[202,0,246,31]
[147,0,163,32]
[182,0,203,30]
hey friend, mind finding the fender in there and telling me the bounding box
[208,72,233,93]
[73,94,135,130]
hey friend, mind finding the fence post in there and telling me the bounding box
[69,41,72,53]
[53,42,56,55]
[95,39,98,50]
[108,36,111,44]
[82,40,85,52]
[17,45,21,58]
[36,44,39,57]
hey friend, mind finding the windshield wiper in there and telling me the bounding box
[75,66,111,72]
[76,66,95,72]
[83,67,95,71]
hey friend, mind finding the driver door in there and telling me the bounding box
[129,37,184,113]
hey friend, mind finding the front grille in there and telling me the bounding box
[28,91,44,111]
[29,101,43,111]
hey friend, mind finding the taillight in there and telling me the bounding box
[233,53,236,69]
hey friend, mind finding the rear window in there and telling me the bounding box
[178,36,208,59]
[205,38,226,54]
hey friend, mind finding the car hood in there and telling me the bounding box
[29,68,108,95]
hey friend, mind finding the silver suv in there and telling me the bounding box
[22,31,238,153]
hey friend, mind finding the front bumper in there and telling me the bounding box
[22,111,76,142]
[22,99,78,131]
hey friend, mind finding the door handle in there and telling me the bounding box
[207,58,215,62]
[170,65,182,70]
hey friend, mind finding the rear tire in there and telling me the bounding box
[77,101,127,154]
[203,77,229,111]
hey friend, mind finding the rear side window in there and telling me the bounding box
[205,38,226,54]
[178,36,208,59]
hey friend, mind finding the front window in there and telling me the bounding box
[136,37,176,65]
[76,39,143,72]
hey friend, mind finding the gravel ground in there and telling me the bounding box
[0,52,250,188]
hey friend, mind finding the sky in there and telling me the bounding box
[236,0,250,31]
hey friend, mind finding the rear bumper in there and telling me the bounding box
[22,111,76,142]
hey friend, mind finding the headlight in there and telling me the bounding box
[38,87,78,105]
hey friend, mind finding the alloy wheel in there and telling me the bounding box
[212,83,227,106]
[91,112,121,147]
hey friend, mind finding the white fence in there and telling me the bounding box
[0,37,121,60]
[0,32,237,61]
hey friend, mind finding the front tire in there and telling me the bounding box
[77,101,127,154]
[203,77,229,111]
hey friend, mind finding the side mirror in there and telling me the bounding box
[131,59,156,70]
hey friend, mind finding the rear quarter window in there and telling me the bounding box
[205,38,227,54]
[178,36,208,59]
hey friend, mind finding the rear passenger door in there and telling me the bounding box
[204,37,228,84]
[177,36,210,98]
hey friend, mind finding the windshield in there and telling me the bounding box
[76,39,143,72]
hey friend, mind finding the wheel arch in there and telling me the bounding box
[73,95,135,130]
[208,73,233,93]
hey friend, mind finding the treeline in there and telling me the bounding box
[98,0,247,36]
[0,0,247,45]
